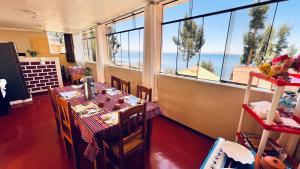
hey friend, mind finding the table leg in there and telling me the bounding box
[70,113,81,169]
[93,141,105,169]
[146,119,153,150]
[71,127,81,169]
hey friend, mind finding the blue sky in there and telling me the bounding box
[113,0,300,55]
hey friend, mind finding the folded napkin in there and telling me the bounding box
[60,90,82,99]
[124,95,142,106]
[101,111,119,126]
[71,84,83,89]
[72,102,103,117]
[106,88,120,96]
[0,79,7,98]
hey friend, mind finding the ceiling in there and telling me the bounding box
[0,0,152,33]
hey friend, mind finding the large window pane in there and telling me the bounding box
[198,13,230,81]
[140,29,144,68]
[87,39,93,61]
[176,18,203,77]
[91,38,96,62]
[107,12,144,69]
[121,32,129,67]
[161,22,179,74]
[47,32,65,54]
[163,0,255,23]
[163,2,189,23]
[129,30,140,69]
[115,34,122,66]
[115,19,132,32]
[82,28,96,62]
[221,4,276,88]
[270,0,300,57]
[83,39,88,60]
[193,0,253,16]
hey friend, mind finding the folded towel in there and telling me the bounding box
[0,79,7,98]
[250,101,282,123]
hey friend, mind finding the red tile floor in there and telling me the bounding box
[0,94,214,169]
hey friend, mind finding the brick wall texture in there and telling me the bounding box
[20,61,59,93]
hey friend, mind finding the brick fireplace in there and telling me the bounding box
[19,57,63,94]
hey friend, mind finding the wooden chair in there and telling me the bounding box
[119,79,131,94]
[56,96,80,169]
[111,75,121,89]
[136,85,152,102]
[102,104,147,169]
[47,86,60,135]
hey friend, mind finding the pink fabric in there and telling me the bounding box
[54,83,162,161]
[67,66,84,76]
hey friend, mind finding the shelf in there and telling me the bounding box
[250,71,300,87]
[236,132,298,168]
[242,104,300,135]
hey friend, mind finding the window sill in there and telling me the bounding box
[84,61,96,64]
[158,72,273,94]
[106,64,142,72]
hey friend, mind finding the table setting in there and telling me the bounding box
[53,82,161,162]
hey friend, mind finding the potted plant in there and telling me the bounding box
[26,50,38,57]
[84,67,92,76]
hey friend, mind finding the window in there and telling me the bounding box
[161,0,300,87]
[47,32,65,54]
[106,12,144,69]
[83,28,96,62]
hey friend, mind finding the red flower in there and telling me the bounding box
[292,55,300,72]
[272,55,289,65]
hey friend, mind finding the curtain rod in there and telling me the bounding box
[98,0,168,25]
[98,6,145,25]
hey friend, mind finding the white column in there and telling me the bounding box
[95,24,108,83]
[142,3,162,101]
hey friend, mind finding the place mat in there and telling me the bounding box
[101,111,119,126]
[60,90,82,99]
[72,102,103,118]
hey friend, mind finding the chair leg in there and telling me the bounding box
[62,137,71,158]
[71,143,80,169]
[55,117,61,135]
[120,157,125,169]
[102,146,107,169]
[144,144,147,169]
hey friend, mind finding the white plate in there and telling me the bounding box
[222,141,254,164]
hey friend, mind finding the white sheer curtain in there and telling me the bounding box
[142,3,162,101]
[95,24,108,83]
[72,32,84,66]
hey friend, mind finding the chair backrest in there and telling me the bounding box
[118,104,146,155]
[119,79,131,94]
[111,75,120,89]
[136,85,152,102]
[47,86,57,113]
[56,96,72,129]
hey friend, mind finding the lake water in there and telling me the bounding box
[114,52,241,80]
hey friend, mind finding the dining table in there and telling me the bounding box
[53,82,162,169]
